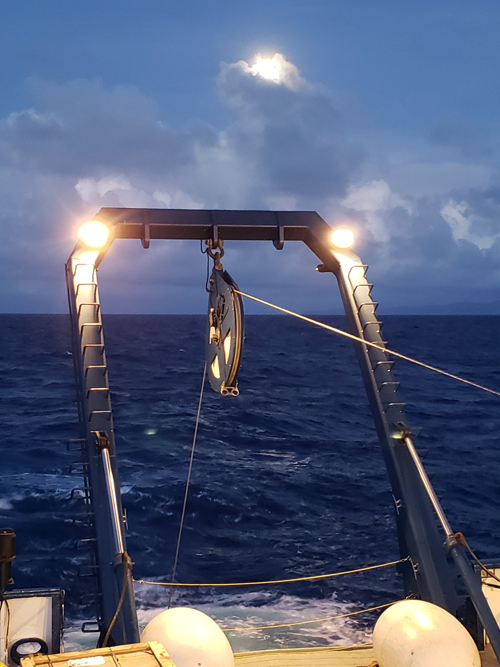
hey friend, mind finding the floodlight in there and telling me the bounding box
[330,228,355,249]
[78,221,110,248]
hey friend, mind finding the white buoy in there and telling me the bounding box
[373,599,481,667]
[141,607,234,667]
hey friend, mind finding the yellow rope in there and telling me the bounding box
[235,642,373,656]
[222,601,398,632]
[235,290,500,398]
[134,557,405,588]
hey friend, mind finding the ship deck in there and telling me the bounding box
[482,644,500,667]
[234,645,376,666]
[234,643,500,667]
[19,640,500,667]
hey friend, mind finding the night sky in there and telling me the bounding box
[1,1,499,314]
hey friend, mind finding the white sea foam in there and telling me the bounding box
[64,591,372,653]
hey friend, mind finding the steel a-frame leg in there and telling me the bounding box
[66,246,139,645]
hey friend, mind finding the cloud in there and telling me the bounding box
[341,180,413,243]
[338,175,500,309]
[428,117,492,158]
[76,175,132,201]
[441,199,498,250]
[0,56,368,313]
[0,56,499,313]
[217,54,365,199]
[0,79,220,311]
[0,78,217,178]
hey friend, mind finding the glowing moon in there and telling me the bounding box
[251,57,281,82]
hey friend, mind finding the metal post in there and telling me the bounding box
[66,247,139,645]
[330,247,459,612]
[98,437,126,556]
[331,245,500,654]
[404,436,452,535]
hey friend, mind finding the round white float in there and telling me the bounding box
[141,607,234,667]
[373,599,481,667]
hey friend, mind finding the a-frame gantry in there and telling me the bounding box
[66,208,500,658]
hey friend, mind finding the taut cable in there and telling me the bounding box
[167,362,207,609]
[221,600,399,632]
[234,290,500,398]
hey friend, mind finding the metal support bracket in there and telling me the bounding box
[273,226,285,250]
[141,223,150,249]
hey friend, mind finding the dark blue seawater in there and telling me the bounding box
[1,314,500,650]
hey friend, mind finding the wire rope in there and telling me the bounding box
[221,601,399,632]
[167,362,207,609]
[235,642,374,655]
[455,532,500,585]
[234,290,500,398]
[236,642,374,656]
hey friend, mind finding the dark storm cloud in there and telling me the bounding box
[454,179,500,240]
[217,57,365,199]
[345,184,500,310]
[0,78,217,176]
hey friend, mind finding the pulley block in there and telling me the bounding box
[206,266,244,396]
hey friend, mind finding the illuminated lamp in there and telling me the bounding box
[330,228,355,249]
[77,221,110,248]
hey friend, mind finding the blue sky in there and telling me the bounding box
[1,0,500,313]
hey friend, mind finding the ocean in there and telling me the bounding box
[1,313,500,652]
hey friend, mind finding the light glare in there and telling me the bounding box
[330,228,355,249]
[78,221,110,248]
[72,250,98,286]
[413,611,433,628]
[223,331,231,363]
[251,57,281,82]
[211,356,220,379]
